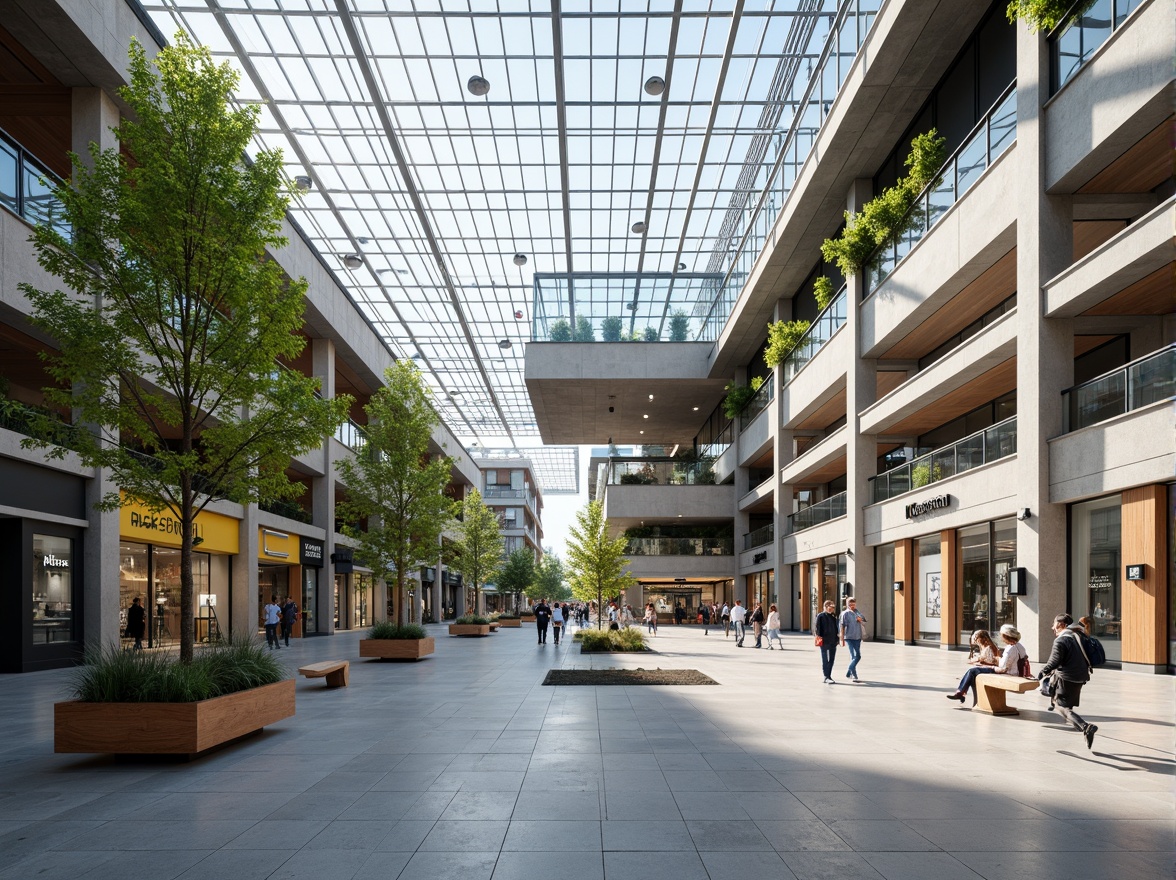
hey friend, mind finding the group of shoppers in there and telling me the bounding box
[813,596,866,682]
[262,595,300,649]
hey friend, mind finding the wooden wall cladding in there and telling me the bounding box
[1121,485,1168,665]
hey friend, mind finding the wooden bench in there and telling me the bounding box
[974,676,1038,716]
[297,660,349,689]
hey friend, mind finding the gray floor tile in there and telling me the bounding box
[304,820,396,852]
[492,850,604,880]
[267,847,375,880]
[351,851,413,880]
[698,850,797,880]
[439,791,519,821]
[513,790,601,820]
[603,851,709,880]
[397,851,499,880]
[861,851,986,880]
[671,791,750,820]
[825,820,940,852]
[174,849,285,880]
[79,849,210,880]
[754,819,851,851]
[686,819,773,850]
[780,851,885,880]
[420,820,508,851]
[502,819,602,850]
[375,820,435,852]
[602,820,693,851]
[603,791,682,820]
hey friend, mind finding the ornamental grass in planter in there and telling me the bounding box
[579,628,649,653]
[55,639,294,756]
[449,614,492,637]
[495,613,522,628]
[359,621,434,660]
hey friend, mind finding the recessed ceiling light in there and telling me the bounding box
[639,430,644,434]
[648,394,654,401]
[692,406,699,411]
[631,221,647,235]
[643,414,649,419]
[467,74,490,96]
[342,254,363,269]
[513,253,528,266]
[644,75,666,96]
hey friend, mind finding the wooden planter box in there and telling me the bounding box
[520,615,536,623]
[488,622,501,632]
[449,624,491,637]
[54,679,295,756]
[359,637,435,660]
[496,618,522,628]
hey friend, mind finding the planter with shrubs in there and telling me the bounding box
[54,640,294,756]
[578,628,650,653]
[495,613,522,628]
[359,621,435,660]
[449,615,492,637]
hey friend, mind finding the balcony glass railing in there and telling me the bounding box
[625,537,735,557]
[702,0,883,340]
[739,373,774,431]
[1051,0,1146,93]
[0,398,84,451]
[781,286,848,385]
[608,457,716,486]
[484,485,526,500]
[786,492,847,534]
[870,417,1018,503]
[260,498,312,524]
[1062,345,1175,432]
[334,418,367,450]
[864,85,1017,297]
[0,128,70,238]
[743,523,774,551]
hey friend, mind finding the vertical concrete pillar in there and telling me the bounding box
[894,538,913,643]
[73,87,121,650]
[312,337,337,634]
[773,298,797,628]
[1015,25,1074,662]
[1121,485,1168,671]
[732,368,750,606]
[233,515,258,640]
[845,179,877,632]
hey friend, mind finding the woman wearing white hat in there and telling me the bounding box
[946,623,1028,704]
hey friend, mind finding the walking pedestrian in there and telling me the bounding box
[280,594,299,647]
[551,602,564,644]
[263,594,282,649]
[126,596,146,650]
[1038,614,1098,749]
[750,601,765,648]
[838,596,866,681]
[701,602,712,635]
[643,602,658,635]
[535,598,551,644]
[721,602,731,638]
[814,600,839,682]
[730,599,747,647]
[765,604,783,649]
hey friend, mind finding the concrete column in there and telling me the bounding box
[844,179,877,634]
[1016,25,1074,663]
[773,298,796,628]
[233,513,259,640]
[73,88,122,650]
[312,337,337,634]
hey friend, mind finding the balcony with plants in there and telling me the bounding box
[607,455,717,487]
[623,524,734,558]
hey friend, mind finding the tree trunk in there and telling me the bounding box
[395,569,405,627]
[179,474,195,664]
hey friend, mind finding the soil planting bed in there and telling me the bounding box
[542,669,717,686]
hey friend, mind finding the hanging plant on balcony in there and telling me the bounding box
[820,130,946,275]
[722,375,763,420]
[911,461,944,489]
[764,319,811,368]
[1006,0,1095,33]
[813,275,835,311]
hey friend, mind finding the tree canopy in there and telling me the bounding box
[496,548,536,606]
[449,489,503,614]
[528,552,566,602]
[334,361,456,625]
[21,34,349,661]
[565,501,635,627]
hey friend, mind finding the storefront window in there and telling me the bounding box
[1168,484,1175,671]
[258,565,285,633]
[917,534,942,642]
[119,542,150,645]
[960,524,990,635]
[352,573,371,628]
[875,544,895,641]
[119,542,213,647]
[32,534,74,644]
[303,567,318,634]
[992,518,1017,632]
[1070,495,1121,662]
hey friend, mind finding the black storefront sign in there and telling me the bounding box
[905,494,952,520]
[301,538,324,568]
[330,546,354,574]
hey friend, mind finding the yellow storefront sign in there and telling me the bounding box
[259,527,297,563]
[119,494,240,554]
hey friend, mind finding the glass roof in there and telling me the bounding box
[139,0,850,490]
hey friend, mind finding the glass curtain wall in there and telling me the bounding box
[1070,495,1122,662]
[916,534,942,642]
[119,542,212,648]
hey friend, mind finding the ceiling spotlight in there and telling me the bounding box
[513,309,524,319]
[678,262,687,271]
[643,414,649,419]
[356,237,369,245]
[293,175,312,192]
[644,75,666,96]
[342,254,363,269]
[648,394,655,401]
[498,339,512,349]
[467,74,490,96]
[625,302,636,311]
[692,406,699,411]
[631,220,648,234]
[513,253,528,266]
[639,430,644,434]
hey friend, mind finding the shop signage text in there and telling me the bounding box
[128,510,203,540]
[42,553,70,568]
[301,538,324,568]
[753,551,768,564]
[904,494,951,520]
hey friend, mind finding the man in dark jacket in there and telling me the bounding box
[814,600,840,683]
[534,599,551,645]
[1038,613,1097,749]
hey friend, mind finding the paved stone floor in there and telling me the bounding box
[0,623,1172,880]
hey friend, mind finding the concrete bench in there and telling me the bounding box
[297,660,349,689]
[974,676,1038,716]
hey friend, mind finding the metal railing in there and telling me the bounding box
[260,498,312,524]
[864,85,1017,297]
[608,457,716,486]
[743,522,774,551]
[1051,0,1146,93]
[625,537,735,557]
[739,373,774,430]
[484,485,526,499]
[786,491,847,534]
[781,286,848,385]
[0,398,85,451]
[869,417,1017,503]
[333,417,368,451]
[702,0,884,340]
[1062,345,1175,432]
[0,127,70,238]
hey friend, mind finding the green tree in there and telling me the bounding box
[334,361,456,626]
[566,501,635,628]
[528,552,567,602]
[449,489,504,614]
[497,548,536,609]
[20,34,349,663]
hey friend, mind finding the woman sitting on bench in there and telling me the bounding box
[946,624,1028,704]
